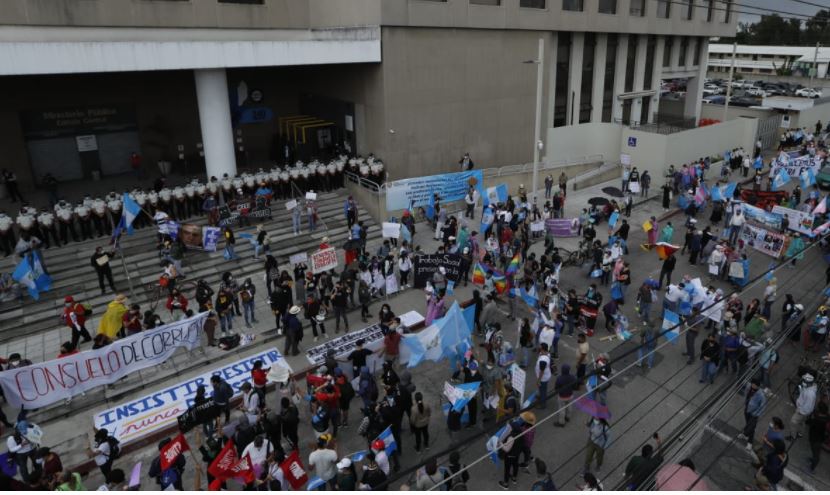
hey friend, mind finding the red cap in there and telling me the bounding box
[64,296,74,303]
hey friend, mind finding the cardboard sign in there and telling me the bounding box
[382,222,401,239]
[530,221,545,233]
[289,252,308,265]
[305,192,317,201]
[511,365,526,404]
[310,247,338,274]
[628,181,641,193]
[729,261,745,278]
[286,199,297,210]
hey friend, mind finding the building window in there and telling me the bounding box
[580,33,596,123]
[656,0,670,18]
[554,33,572,127]
[622,99,633,125]
[663,37,673,67]
[470,0,500,4]
[520,0,546,7]
[630,0,645,16]
[694,38,702,66]
[602,34,618,123]
[624,35,637,93]
[641,96,651,125]
[684,0,693,20]
[218,0,264,3]
[678,37,688,66]
[706,0,714,21]
[562,0,583,11]
[724,0,732,22]
[643,35,656,90]
[598,0,616,14]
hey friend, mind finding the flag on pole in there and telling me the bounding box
[772,168,791,191]
[484,184,508,206]
[12,251,52,300]
[722,182,737,199]
[426,193,435,221]
[654,242,680,260]
[520,285,539,308]
[444,381,481,411]
[801,167,817,191]
[481,208,495,233]
[374,426,397,456]
[813,196,827,216]
[472,262,487,285]
[160,433,191,471]
[492,273,507,294]
[505,254,521,277]
[122,192,141,235]
[486,424,509,465]
[662,309,680,344]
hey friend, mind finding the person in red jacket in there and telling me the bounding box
[122,304,143,336]
[166,288,189,320]
[314,382,341,436]
[63,295,92,349]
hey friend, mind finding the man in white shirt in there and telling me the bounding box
[728,209,745,246]
[536,343,553,410]
[308,437,339,489]
[242,434,274,472]
[538,324,556,350]
[7,428,35,482]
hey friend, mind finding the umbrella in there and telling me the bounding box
[602,186,625,198]
[655,464,710,491]
[588,197,610,206]
[573,396,611,419]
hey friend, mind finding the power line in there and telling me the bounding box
[714,0,817,20]
[784,0,830,11]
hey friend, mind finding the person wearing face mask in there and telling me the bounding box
[789,373,818,440]
[62,295,93,349]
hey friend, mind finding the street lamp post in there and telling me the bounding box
[530,38,544,203]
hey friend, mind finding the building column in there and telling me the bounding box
[567,32,585,126]
[591,34,608,123]
[611,34,629,123]
[630,35,648,125]
[671,35,682,71]
[648,36,666,124]
[544,33,559,134]
[684,37,709,124]
[194,68,237,180]
[685,36,697,70]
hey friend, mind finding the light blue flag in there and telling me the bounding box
[446,280,455,296]
[442,402,471,424]
[608,211,619,228]
[449,338,472,371]
[426,193,435,221]
[487,424,509,465]
[753,156,763,170]
[520,285,539,308]
[662,309,680,344]
[772,168,791,191]
[447,381,481,411]
[401,224,412,244]
[481,208,495,233]
[12,251,52,300]
[723,182,737,199]
[710,185,723,202]
[437,302,473,360]
[462,305,476,335]
[522,391,537,409]
[122,192,141,235]
[801,167,817,191]
[375,426,397,456]
[350,450,368,462]
[484,184,509,206]
[307,476,326,490]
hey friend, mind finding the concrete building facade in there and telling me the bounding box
[708,43,830,79]
[0,0,736,191]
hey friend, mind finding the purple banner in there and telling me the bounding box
[545,218,580,237]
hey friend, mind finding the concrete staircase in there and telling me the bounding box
[0,190,381,344]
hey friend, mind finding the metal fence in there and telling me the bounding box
[628,117,698,135]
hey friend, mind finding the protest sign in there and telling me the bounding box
[217,199,272,228]
[0,312,207,410]
[771,205,815,236]
[511,365,526,404]
[628,181,640,194]
[729,261,745,278]
[177,399,219,434]
[285,199,297,210]
[305,192,317,201]
[310,247,338,274]
[739,223,786,258]
[385,170,484,210]
[382,222,401,239]
[180,223,204,250]
[413,254,466,288]
[289,252,308,265]
[530,221,545,233]
[739,203,784,231]
[95,348,289,444]
[202,226,221,252]
[771,153,821,178]
[545,218,580,237]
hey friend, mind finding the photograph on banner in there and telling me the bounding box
[739,203,783,231]
[310,247,338,274]
[382,222,401,239]
[412,254,467,288]
[738,223,786,258]
[385,170,484,211]
[289,252,308,265]
[0,312,208,410]
[545,218,580,237]
[771,205,816,236]
[95,348,290,444]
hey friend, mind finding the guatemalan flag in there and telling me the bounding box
[111,192,143,242]
[374,426,397,456]
[801,167,817,191]
[484,184,508,206]
[662,309,680,344]
[520,285,539,308]
[772,168,791,191]
[12,251,52,300]
[753,156,763,170]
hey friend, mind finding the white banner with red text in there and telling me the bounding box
[0,312,208,409]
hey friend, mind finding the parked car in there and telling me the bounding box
[703,87,722,96]
[746,87,768,97]
[729,95,761,107]
[796,88,823,98]
[702,95,726,104]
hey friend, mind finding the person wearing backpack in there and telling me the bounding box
[415,458,449,490]
[497,419,525,489]
[87,428,118,477]
[530,458,557,491]
[62,295,92,350]
[280,396,300,450]
[149,437,185,491]
[444,451,469,490]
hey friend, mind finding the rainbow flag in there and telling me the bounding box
[654,242,680,260]
[493,273,508,294]
[505,254,521,277]
[472,262,487,285]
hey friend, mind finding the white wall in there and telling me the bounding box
[792,101,830,130]
[621,117,758,182]
[546,123,623,164]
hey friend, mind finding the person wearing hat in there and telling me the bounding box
[62,295,92,349]
[309,435,339,489]
[789,372,818,440]
[304,291,327,342]
[98,294,129,340]
[335,457,357,490]
[283,305,303,356]
[7,423,36,482]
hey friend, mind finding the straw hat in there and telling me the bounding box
[289,305,301,315]
[115,294,128,303]
[520,411,537,425]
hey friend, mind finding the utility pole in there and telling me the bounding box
[810,41,820,89]
[722,41,737,122]
[531,38,544,204]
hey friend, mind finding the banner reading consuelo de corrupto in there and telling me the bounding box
[0,312,208,409]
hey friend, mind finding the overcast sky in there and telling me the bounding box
[737,0,825,24]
